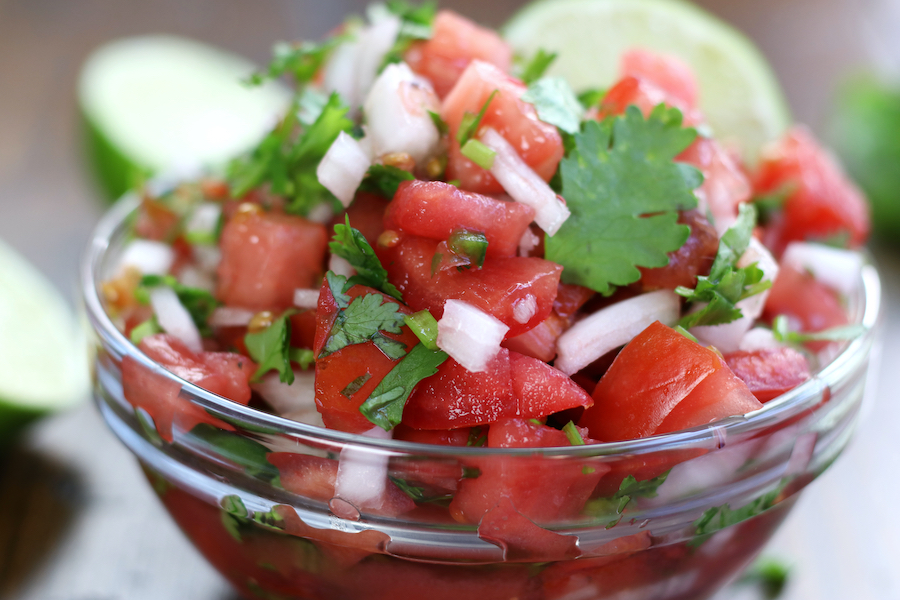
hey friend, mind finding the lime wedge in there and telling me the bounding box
[79,35,290,201]
[0,239,89,441]
[503,0,791,160]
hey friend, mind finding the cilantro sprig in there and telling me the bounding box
[245,38,346,87]
[244,310,297,384]
[677,203,772,329]
[320,291,408,360]
[137,275,220,336]
[380,0,437,71]
[545,105,702,296]
[330,217,403,301]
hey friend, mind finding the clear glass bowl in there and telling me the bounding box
[82,196,883,600]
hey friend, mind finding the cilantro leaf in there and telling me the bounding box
[521,77,583,135]
[130,316,162,345]
[330,216,404,301]
[577,88,606,110]
[326,271,353,309]
[245,311,296,384]
[692,483,784,545]
[246,38,345,87]
[139,274,220,336]
[457,90,498,146]
[545,105,701,295]
[583,470,670,528]
[677,203,772,328]
[187,424,281,485]
[519,49,557,85]
[359,343,448,430]
[359,164,415,199]
[380,1,437,71]
[771,315,866,344]
[320,294,408,359]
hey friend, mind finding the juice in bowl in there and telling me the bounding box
[81,1,882,599]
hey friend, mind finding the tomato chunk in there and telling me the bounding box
[638,209,718,290]
[620,49,698,110]
[122,333,255,442]
[385,180,535,257]
[753,127,870,253]
[380,235,562,338]
[441,61,564,193]
[217,209,327,311]
[677,137,752,233]
[579,322,762,442]
[724,347,812,403]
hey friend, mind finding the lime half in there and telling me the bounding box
[503,0,791,160]
[79,35,290,201]
[0,239,89,441]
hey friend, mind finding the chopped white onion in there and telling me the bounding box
[149,286,203,353]
[306,202,335,224]
[322,37,361,110]
[177,265,214,292]
[191,244,221,273]
[184,202,222,239]
[117,239,174,276]
[335,425,392,510]
[555,290,680,376]
[518,228,540,257]
[317,131,371,207]
[209,306,255,328]
[691,238,779,354]
[481,127,571,236]
[329,254,356,278]
[512,295,537,324]
[782,242,863,297]
[252,370,316,416]
[738,327,783,352]
[353,15,402,106]
[293,288,320,309]
[364,62,441,165]
[437,299,509,373]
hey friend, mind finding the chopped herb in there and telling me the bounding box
[584,470,670,528]
[246,38,346,87]
[138,274,220,336]
[772,315,866,344]
[403,309,440,350]
[320,293,408,360]
[326,271,353,309]
[545,105,701,295]
[380,1,437,70]
[289,347,316,370]
[519,48,558,85]
[677,203,772,329]
[467,426,487,447]
[330,217,404,301]
[428,110,449,136]
[130,316,162,345]
[738,557,791,599]
[359,343,448,430]
[457,90,498,146]
[521,77,583,135]
[692,483,784,545]
[460,138,496,169]
[188,424,281,485]
[359,164,415,199]
[577,88,606,110]
[245,310,296,384]
[341,373,373,398]
[562,421,585,446]
[448,228,488,268]
[673,325,700,344]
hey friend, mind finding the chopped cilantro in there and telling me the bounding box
[738,557,790,599]
[519,49,558,85]
[330,217,404,301]
[403,309,439,350]
[359,164,415,199]
[326,272,353,309]
[577,88,606,110]
[677,203,771,329]
[521,77,583,134]
[380,1,437,70]
[320,294,408,360]
[341,373,372,398]
[138,274,220,336]
[447,229,488,269]
[562,421,585,446]
[467,426,487,447]
[692,483,784,545]
[545,105,701,296]
[130,316,162,345]
[584,470,670,528]
[289,347,315,370]
[457,90,498,146]
[772,315,866,344]
[246,38,345,87]
[460,138,496,169]
[428,110,449,136]
[245,310,296,384]
[188,424,281,485]
[359,343,448,430]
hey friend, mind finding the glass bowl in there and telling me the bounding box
[82,195,882,600]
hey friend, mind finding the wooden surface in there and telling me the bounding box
[1,0,898,598]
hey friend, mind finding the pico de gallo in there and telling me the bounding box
[99,2,871,598]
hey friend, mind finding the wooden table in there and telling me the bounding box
[1,0,898,598]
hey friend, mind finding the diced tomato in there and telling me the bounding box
[217,208,328,311]
[380,235,562,338]
[133,197,179,241]
[598,75,702,126]
[753,127,870,253]
[450,419,608,525]
[404,10,512,99]
[510,352,593,417]
[385,180,535,257]
[441,60,564,193]
[677,138,752,233]
[502,313,566,362]
[122,333,255,442]
[393,424,471,446]
[638,209,719,290]
[478,497,580,561]
[553,283,596,319]
[336,192,390,246]
[620,49,698,110]
[724,347,812,403]
[579,322,762,442]
[313,280,420,433]
[289,308,318,350]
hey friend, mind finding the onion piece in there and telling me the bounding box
[334,425,392,511]
[437,299,509,373]
[738,327,784,352]
[149,286,203,353]
[209,306,255,328]
[782,241,863,296]
[117,239,174,276]
[329,254,355,278]
[354,13,402,106]
[192,244,221,273]
[481,127,570,236]
[184,202,222,240]
[293,288,320,309]
[555,290,680,376]
[252,370,316,415]
[317,131,371,207]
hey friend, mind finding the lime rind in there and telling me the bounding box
[503,0,791,160]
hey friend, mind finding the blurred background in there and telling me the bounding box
[0,0,898,598]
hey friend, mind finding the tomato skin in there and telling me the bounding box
[336,191,390,247]
[677,137,752,233]
[753,127,870,253]
[404,10,512,99]
[441,60,564,194]
[313,281,420,434]
[638,209,719,290]
[579,321,762,442]
[217,209,328,311]
[724,347,812,403]
[510,352,593,417]
[122,333,255,442]
[380,235,562,338]
[386,180,535,257]
[478,497,580,561]
[620,49,698,110]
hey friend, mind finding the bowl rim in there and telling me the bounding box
[82,192,883,458]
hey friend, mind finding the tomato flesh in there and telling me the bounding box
[724,347,812,403]
[620,49,698,110]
